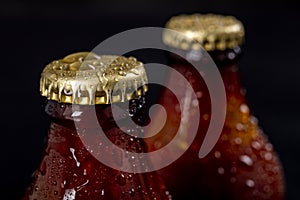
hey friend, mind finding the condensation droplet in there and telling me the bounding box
[70,148,80,167]
[192,99,199,107]
[101,189,105,196]
[234,137,242,144]
[129,188,135,197]
[264,152,273,161]
[214,151,221,159]
[272,166,280,173]
[240,104,249,113]
[63,188,76,200]
[61,183,65,188]
[250,116,258,125]
[236,123,245,131]
[127,174,133,181]
[265,143,273,151]
[64,88,73,96]
[228,52,236,59]
[196,91,203,98]
[115,173,126,186]
[218,167,225,174]
[240,155,253,166]
[246,179,255,188]
[240,88,247,95]
[203,114,209,120]
[71,111,82,117]
[251,141,262,150]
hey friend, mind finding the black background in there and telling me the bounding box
[0,0,299,199]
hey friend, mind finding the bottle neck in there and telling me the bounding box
[44,95,148,130]
[167,45,244,98]
[209,46,244,98]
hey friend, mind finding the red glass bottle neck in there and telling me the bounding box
[166,46,244,98]
[44,96,147,130]
[210,46,245,98]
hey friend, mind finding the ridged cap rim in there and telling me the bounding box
[40,52,148,105]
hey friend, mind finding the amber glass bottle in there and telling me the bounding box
[23,52,172,200]
[146,14,285,199]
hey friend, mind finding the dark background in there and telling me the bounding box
[0,0,299,199]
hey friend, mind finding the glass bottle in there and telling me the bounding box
[146,14,285,199]
[23,52,172,200]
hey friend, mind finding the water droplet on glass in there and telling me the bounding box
[115,173,126,186]
[203,114,209,120]
[214,151,221,159]
[234,137,242,144]
[63,188,76,200]
[245,179,255,188]
[129,188,135,197]
[196,91,203,98]
[251,141,262,150]
[218,167,225,174]
[250,115,258,125]
[71,111,82,117]
[240,155,253,166]
[64,88,73,96]
[228,52,236,60]
[265,143,273,151]
[70,148,80,167]
[240,104,249,113]
[192,99,199,107]
[236,123,245,131]
[240,88,247,95]
[264,152,273,161]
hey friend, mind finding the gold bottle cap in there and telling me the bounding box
[40,52,148,105]
[163,13,245,51]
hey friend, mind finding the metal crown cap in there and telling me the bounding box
[163,13,245,51]
[40,52,148,105]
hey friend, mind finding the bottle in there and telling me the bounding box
[146,14,285,199]
[23,52,172,200]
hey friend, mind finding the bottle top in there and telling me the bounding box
[40,52,148,105]
[163,13,245,51]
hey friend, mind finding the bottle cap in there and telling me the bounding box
[163,14,245,51]
[40,52,148,105]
